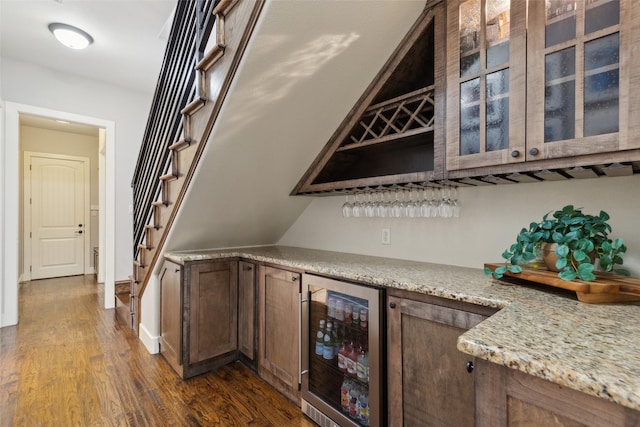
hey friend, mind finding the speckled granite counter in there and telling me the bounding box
[165,245,640,411]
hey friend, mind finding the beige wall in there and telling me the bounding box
[278,175,640,278]
[19,125,100,275]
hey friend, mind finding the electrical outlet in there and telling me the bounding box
[382,228,391,245]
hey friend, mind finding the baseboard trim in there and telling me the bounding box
[139,322,160,354]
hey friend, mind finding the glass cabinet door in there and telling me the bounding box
[308,287,372,426]
[446,0,527,171]
[527,0,640,157]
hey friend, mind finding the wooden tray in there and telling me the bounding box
[484,263,640,303]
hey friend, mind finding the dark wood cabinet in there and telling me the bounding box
[387,291,497,427]
[159,259,238,379]
[475,359,640,427]
[257,265,301,403]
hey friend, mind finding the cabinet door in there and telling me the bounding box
[188,261,238,364]
[526,0,640,160]
[387,295,487,427]
[258,265,300,402]
[446,0,527,171]
[160,261,182,374]
[238,260,256,360]
[475,359,640,427]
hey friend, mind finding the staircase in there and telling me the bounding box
[120,0,265,331]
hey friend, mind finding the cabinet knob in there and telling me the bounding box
[292,276,298,282]
[466,361,474,373]
[389,302,396,309]
[529,147,539,156]
[244,266,252,271]
[511,150,520,158]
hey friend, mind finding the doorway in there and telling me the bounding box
[2,102,116,328]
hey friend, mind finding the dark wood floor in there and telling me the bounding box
[0,275,316,426]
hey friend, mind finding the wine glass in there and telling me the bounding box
[420,187,431,218]
[341,194,353,218]
[429,187,440,218]
[407,188,419,218]
[391,189,404,218]
[452,186,460,218]
[365,191,376,218]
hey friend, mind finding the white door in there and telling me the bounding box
[27,153,89,280]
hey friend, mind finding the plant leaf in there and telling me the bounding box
[509,265,523,273]
[559,269,577,281]
[483,267,493,276]
[555,258,567,270]
[577,263,595,276]
[573,250,587,262]
[599,255,612,271]
[556,244,569,258]
[612,238,624,250]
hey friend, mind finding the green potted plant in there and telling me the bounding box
[485,205,629,282]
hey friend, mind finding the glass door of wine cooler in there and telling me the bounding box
[301,274,383,427]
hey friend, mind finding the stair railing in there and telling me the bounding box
[131,0,217,261]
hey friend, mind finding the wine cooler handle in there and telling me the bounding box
[298,292,309,385]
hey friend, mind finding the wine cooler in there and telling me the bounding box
[301,273,384,427]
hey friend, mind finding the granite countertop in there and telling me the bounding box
[165,245,640,411]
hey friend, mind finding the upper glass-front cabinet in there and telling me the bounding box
[527,0,640,159]
[447,0,640,173]
[446,0,527,171]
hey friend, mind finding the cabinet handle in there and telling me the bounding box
[175,268,180,273]
[292,276,298,282]
[244,266,252,271]
[298,293,309,385]
[511,150,520,158]
[389,302,396,309]
[529,147,539,156]
[466,361,474,373]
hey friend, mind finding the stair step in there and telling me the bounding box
[169,138,191,151]
[213,0,239,15]
[115,281,130,295]
[181,96,206,116]
[138,243,153,251]
[115,292,134,329]
[197,45,225,72]
[159,173,178,182]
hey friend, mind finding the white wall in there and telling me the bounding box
[1,57,151,281]
[279,175,640,278]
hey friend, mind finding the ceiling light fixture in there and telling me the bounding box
[48,23,94,50]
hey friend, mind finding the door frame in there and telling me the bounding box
[2,102,116,327]
[23,151,92,281]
